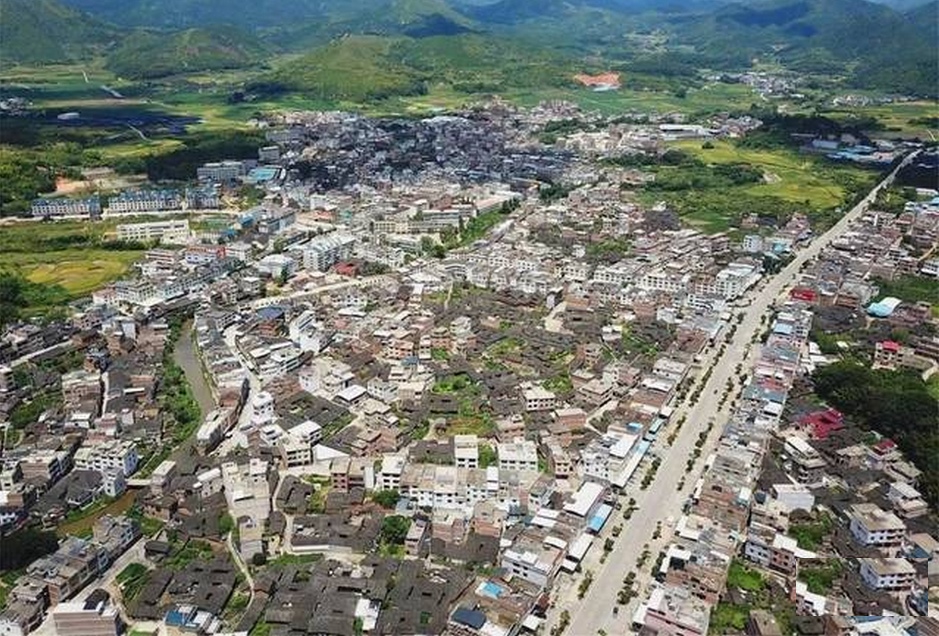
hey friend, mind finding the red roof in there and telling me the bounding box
[873,438,897,454]
[790,287,817,302]
[880,340,900,352]
[799,408,844,440]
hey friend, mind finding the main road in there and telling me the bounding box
[562,150,919,636]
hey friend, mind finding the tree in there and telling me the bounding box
[380,515,411,545]
[371,490,401,509]
[279,266,290,286]
[251,552,267,567]
[219,513,235,536]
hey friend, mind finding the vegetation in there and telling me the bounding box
[167,539,215,570]
[788,512,834,551]
[478,444,498,469]
[371,489,401,509]
[636,140,878,233]
[0,527,59,572]
[813,361,939,503]
[106,27,267,79]
[800,560,844,595]
[873,275,939,307]
[727,559,765,592]
[116,562,149,601]
[379,515,411,546]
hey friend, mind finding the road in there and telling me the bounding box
[560,151,918,636]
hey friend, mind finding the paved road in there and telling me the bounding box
[561,152,918,636]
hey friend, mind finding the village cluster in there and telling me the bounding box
[1,103,936,636]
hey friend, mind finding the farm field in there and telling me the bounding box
[672,140,858,209]
[18,249,143,296]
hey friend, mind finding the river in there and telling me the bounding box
[172,320,217,419]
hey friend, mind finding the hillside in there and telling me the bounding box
[105,27,268,79]
[673,0,937,94]
[0,0,115,63]
[259,35,426,102]
[55,0,330,28]
[257,32,579,101]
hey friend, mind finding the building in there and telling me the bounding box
[783,437,827,485]
[454,435,479,469]
[197,160,246,183]
[31,197,101,219]
[107,190,182,214]
[73,441,139,479]
[744,524,815,576]
[116,220,190,244]
[643,584,710,636]
[858,558,916,591]
[302,233,357,271]
[498,438,538,472]
[51,592,120,636]
[848,503,906,548]
[184,187,220,210]
[873,340,914,369]
[522,385,557,412]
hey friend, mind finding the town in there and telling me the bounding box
[1,101,937,636]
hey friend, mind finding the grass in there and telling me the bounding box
[267,553,323,567]
[727,559,765,592]
[873,275,939,307]
[673,139,860,209]
[822,100,939,140]
[789,512,833,551]
[800,560,843,595]
[0,219,143,294]
[19,249,142,296]
[711,602,750,633]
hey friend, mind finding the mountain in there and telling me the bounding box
[0,0,115,63]
[54,0,331,29]
[672,0,937,93]
[105,26,268,79]
[256,32,574,101]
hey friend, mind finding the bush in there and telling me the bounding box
[251,552,267,567]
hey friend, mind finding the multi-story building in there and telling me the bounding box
[106,190,182,214]
[116,219,190,244]
[498,438,538,472]
[859,558,916,591]
[454,435,479,468]
[30,197,101,219]
[197,160,246,183]
[848,503,906,548]
[302,233,356,271]
[73,440,139,479]
[522,385,557,412]
[52,591,121,636]
[500,541,563,588]
[184,187,220,210]
[783,437,827,485]
[643,584,711,636]
[744,524,815,576]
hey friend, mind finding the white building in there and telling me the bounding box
[859,558,916,591]
[250,391,276,430]
[72,440,138,478]
[302,233,356,271]
[454,435,480,468]
[522,385,557,412]
[498,438,538,472]
[848,503,906,548]
[116,220,190,244]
